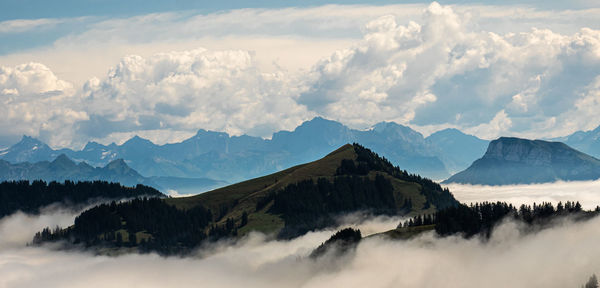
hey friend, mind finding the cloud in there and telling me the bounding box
[2,3,599,84]
[0,18,67,34]
[0,206,81,250]
[78,48,311,141]
[464,109,513,139]
[546,75,600,137]
[165,189,186,198]
[0,62,87,147]
[0,3,600,147]
[446,179,600,210]
[301,3,600,138]
[1,205,600,287]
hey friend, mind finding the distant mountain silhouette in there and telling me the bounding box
[0,117,488,182]
[0,154,149,187]
[0,155,225,193]
[444,137,600,185]
[557,125,600,159]
[425,128,489,174]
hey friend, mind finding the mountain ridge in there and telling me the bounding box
[559,125,600,159]
[0,117,489,182]
[0,154,225,194]
[40,143,459,253]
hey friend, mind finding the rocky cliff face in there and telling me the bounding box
[484,138,555,165]
[444,137,600,185]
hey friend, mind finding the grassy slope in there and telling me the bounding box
[167,144,359,235]
[166,144,433,236]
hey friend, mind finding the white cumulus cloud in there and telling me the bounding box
[0,3,600,147]
[0,63,87,147]
[78,48,311,141]
[301,3,600,139]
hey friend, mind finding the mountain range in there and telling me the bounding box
[0,154,225,193]
[444,137,600,185]
[0,117,490,182]
[556,126,600,159]
[0,154,148,187]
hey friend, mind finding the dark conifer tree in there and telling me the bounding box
[585,274,599,288]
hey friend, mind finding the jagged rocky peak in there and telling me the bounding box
[83,141,106,151]
[106,158,129,169]
[16,135,47,148]
[371,121,425,141]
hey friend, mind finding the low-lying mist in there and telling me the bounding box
[446,179,600,209]
[0,205,80,250]
[1,206,599,288]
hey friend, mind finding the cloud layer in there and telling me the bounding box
[0,63,86,147]
[1,206,600,288]
[301,3,600,138]
[0,3,599,147]
[447,179,600,210]
[79,48,310,140]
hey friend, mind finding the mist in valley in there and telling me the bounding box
[448,180,600,210]
[2,182,600,288]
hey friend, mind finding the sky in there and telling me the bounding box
[0,1,599,148]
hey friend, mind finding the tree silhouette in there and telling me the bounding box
[585,274,599,288]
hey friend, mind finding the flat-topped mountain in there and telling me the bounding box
[40,144,459,253]
[444,137,600,185]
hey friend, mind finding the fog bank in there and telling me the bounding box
[1,208,599,288]
[447,180,600,209]
[0,206,80,250]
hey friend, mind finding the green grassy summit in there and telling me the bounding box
[37,143,458,254]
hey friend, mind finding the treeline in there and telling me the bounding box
[347,144,458,210]
[272,175,396,238]
[33,144,461,253]
[310,227,362,258]
[401,201,599,238]
[0,180,162,218]
[582,274,598,288]
[33,197,215,254]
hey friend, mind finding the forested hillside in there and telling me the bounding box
[395,201,598,239]
[34,144,458,254]
[0,180,162,218]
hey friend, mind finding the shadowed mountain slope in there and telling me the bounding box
[444,137,600,185]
